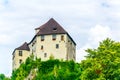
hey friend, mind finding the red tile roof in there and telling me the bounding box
[16,42,30,51]
[35,18,67,35]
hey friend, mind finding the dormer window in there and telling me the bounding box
[53,28,57,31]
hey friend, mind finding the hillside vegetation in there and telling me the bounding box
[1,38,120,80]
[0,74,10,80]
[11,56,81,80]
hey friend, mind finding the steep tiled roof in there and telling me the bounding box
[35,18,67,35]
[33,18,76,45]
[16,42,30,51]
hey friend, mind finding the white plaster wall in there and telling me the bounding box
[12,50,30,70]
[36,34,67,61]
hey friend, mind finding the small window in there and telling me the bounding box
[53,28,57,31]
[41,45,43,50]
[56,44,59,49]
[44,53,47,57]
[19,59,22,64]
[41,35,44,41]
[61,35,64,41]
[52,34,56,40]
[19,51,22,56]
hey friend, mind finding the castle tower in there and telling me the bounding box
[12,18,76,70]
[12,42,30,70]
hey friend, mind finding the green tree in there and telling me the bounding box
[80,38,120,80]
[11,55,82,80]
[0,74,5,80]
[0,74,10,80]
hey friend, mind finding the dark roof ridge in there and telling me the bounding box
[35,18,54,30]
[35,18,67,35]
[16,42,30,51]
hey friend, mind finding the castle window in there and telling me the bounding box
[19,59,22,64]
[61,35,64,41]
[41,45,43,50]
[44,53,47,57]
[41,35,44,41]
[52,34,56,40]
[53,28,57,31]
[56,44,59,49]
[19,51,22,56]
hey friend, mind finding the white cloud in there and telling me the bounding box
[108,0,120,5]
[0,0,5,10]
[89,25,112,46]
[76,25,112,62]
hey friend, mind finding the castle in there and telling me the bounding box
[12,18,76,70]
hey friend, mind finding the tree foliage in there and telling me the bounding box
[0,74,10,80]
[11,56,81,80]
[81,38,120,80]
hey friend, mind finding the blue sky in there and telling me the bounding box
[1,0,120,76]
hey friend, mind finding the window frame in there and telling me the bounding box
[41,35,45,41]
[19,50,22,56]
[19,59,22,64]
[52,34,56,40]
[61,35,64,41]
[56,44,59,49]
[41,45,43,50]
[44,53,47,57]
